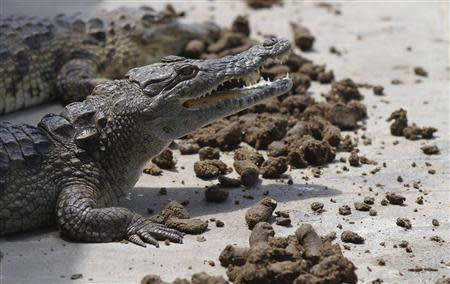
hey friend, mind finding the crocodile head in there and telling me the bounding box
[122,37,292,141]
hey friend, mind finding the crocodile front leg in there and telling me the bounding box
[56,184,183,247]
[57,59,109,104]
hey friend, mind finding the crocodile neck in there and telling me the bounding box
[85,84,169,192]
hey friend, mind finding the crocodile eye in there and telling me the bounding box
[263,38,277,47]
[177,65,198,77]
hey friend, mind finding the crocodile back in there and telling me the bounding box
[0,122,60,234]
[0,122,55,180]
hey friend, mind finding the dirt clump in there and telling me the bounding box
[289,73,312,94]
[220,223,357,284]
[141,274,164,284]
[373,85,384,96]
[165,218,208,235]
[275,210,291,227]
[215,219,225,227]
[421,145,440,155]
[430,235,444,243]
[285,117,342,147]
[185,120,243,151]
[183,39,205,58]
[218,175,242,188]
[143,162,163,176]
[317,70,335,83]
[323,101,367,130]
[435,277,450,284]
[298,63,328,82]
[176,140,200,154]
[162,4,186,18]
[211,121,244,150]
[329,45,342,56]
[149,201,208,235]
[204,185,229,203]
[141,272,227,284]
[290,22,315,51]
[234,160,260,188]
[182,15,255,59]
[321,124,341,147]
[392,78,406,85]
[260,157,288,178]
[219,245,250,267]
[198,146,221,160]
[341,230,365,244]
[348,151,360,167]
[193,272,227,283]
[288,135,336,167]
[296,224,321,259]
[403,125,438,140]
[152,149,176,169]
[339,205,352,215]
[340,135,357,152]
[385,192,406,205]
[414,66,428,77]
[432,219,440,227]
[328,78,363,102]
[249,222,275,246]
[239,168,260,188]
[396,217,412,229]
[268,141,289,157]
[231,15,250,36]
[387,108,408,136]
[245,197,278,229]
[387,109,438,139]
[234,147,265,167]
[157,201,190,222]
[245,0,282,9]
[239,113,288,150]
[364,196,375,205]
[194,159,228,179]
[310,202,324,213]
[206,31,253,57]
[70,274,83,280]
[416,196,424,205]
[354,202,371,211]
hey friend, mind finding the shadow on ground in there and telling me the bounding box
[122,182,341,218]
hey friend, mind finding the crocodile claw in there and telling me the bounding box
[128,234,150,247]
[128,219,183,247]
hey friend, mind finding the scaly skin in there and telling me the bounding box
[0,38,292,247]
[0,6,217,114]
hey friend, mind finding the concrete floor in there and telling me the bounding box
[0,1,449,283]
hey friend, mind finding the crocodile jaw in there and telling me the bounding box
[179,38,292,119]
[181,75,292,111]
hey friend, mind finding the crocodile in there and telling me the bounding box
[0,6,218,115]
[0,38,292,247]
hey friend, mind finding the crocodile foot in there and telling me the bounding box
[127,218,184,247]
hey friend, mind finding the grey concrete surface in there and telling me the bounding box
[0,1,449,283]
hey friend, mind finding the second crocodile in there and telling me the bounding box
[0,6,217,114]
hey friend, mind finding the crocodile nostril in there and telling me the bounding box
[263,38,277,47]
